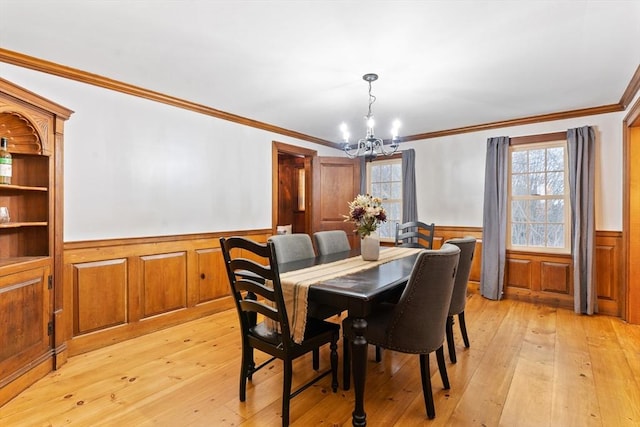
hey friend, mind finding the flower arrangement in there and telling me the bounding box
[344,194,387,238]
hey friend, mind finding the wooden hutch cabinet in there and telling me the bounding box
[0,78,72,406]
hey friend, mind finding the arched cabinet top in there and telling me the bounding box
[0,77,73,155]
[0,110,44,154]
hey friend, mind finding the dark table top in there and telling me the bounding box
[278,248,421,317]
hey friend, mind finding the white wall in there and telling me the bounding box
[0,64,337,241]
[402,111,625,231]
[0,63,626,241]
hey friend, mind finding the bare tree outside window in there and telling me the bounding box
[508,141,570,253]
[367,159,402,240]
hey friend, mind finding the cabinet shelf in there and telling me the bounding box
[0,256,49,269]
[0,183,48,192]
[0,221,48,229]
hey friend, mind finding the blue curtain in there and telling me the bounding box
[480,136,509,300]
[568,126,597,314]
[402,149,417,222]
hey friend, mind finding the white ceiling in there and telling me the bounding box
[1,0,639,144]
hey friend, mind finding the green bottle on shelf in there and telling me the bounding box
[0,137,12,185]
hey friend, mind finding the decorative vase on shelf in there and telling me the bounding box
[361,231,380,261]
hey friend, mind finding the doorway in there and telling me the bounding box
[272,142,315,235]
[271,142,362,248]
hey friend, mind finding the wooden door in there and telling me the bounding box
[312,156,361,249]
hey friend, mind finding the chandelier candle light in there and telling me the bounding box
[341,73,401,160]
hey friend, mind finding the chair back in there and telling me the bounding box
[386,243,460,353]
[268,233,315,263]
[313,230,351,256]
[395,221,435,249]
[444,237,476,316]
[220,236,293,349]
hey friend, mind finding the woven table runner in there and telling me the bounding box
[279,247,422,344]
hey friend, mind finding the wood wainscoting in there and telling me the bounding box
[62,230,271,356]
[62,227,623,358]
[434,226,623,317]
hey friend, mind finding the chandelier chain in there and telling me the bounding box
[341,73,400,160]
[367,80,376,119]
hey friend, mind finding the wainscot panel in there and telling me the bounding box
[594,231,623,316]
[72,258,127,335]
[505,251,573,308]
[432,226,483,286]
[63,230,270,355]
[434,226,622,316]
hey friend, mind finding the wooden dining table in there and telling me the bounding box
[277,247,421,427]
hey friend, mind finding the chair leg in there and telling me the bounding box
[313,348,319,370]
[419,353,435,419]
[436,345,450,390]
[343,336,351,390]
[240,344,251,401]
[330,334,339,392]
[446,315,457,363]
[247,346,255,380]
[459,311,470,348]
[375,345,382,362]
[239,365,247,402]
[282,359,293,427]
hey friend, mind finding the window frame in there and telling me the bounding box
[366,156,403,242]
[507,135,571,255]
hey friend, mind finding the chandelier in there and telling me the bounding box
[341,73,400,159]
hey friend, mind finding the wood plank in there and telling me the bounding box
[444,300,531,425]
[611,317,640,388]
[2,299,640,426]
[352,350,425,424]
[551,307,601,426]
[395,293,512,426]
[583,315,640,426]
[500,304,556,426]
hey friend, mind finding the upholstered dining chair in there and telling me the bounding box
[268,232,338,367]
[395,221,436,249]
[313,230,351,256]
[220,236,339,427]
[268,233,316,263]
[372,221,436,362]
[342,244,460,419]
[443,237,476,363]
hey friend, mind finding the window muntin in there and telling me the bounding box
[366,158,402,241]
[508,141,570,253]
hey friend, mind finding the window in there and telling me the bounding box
[367,158,402,240]
[508,139,570,253]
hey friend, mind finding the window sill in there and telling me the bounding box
[507,248,571,257]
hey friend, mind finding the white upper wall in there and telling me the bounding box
[401,110,625,230]
[0,63,627,240]
[0,64,337,241]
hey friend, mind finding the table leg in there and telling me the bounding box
[351,317,367,426]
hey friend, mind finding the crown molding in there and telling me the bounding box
[620,64,640,110]
[1,48,637,147]
[0,48,338,148]
[399,103,624,142]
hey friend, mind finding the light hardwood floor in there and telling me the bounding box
[1,292,639,426]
